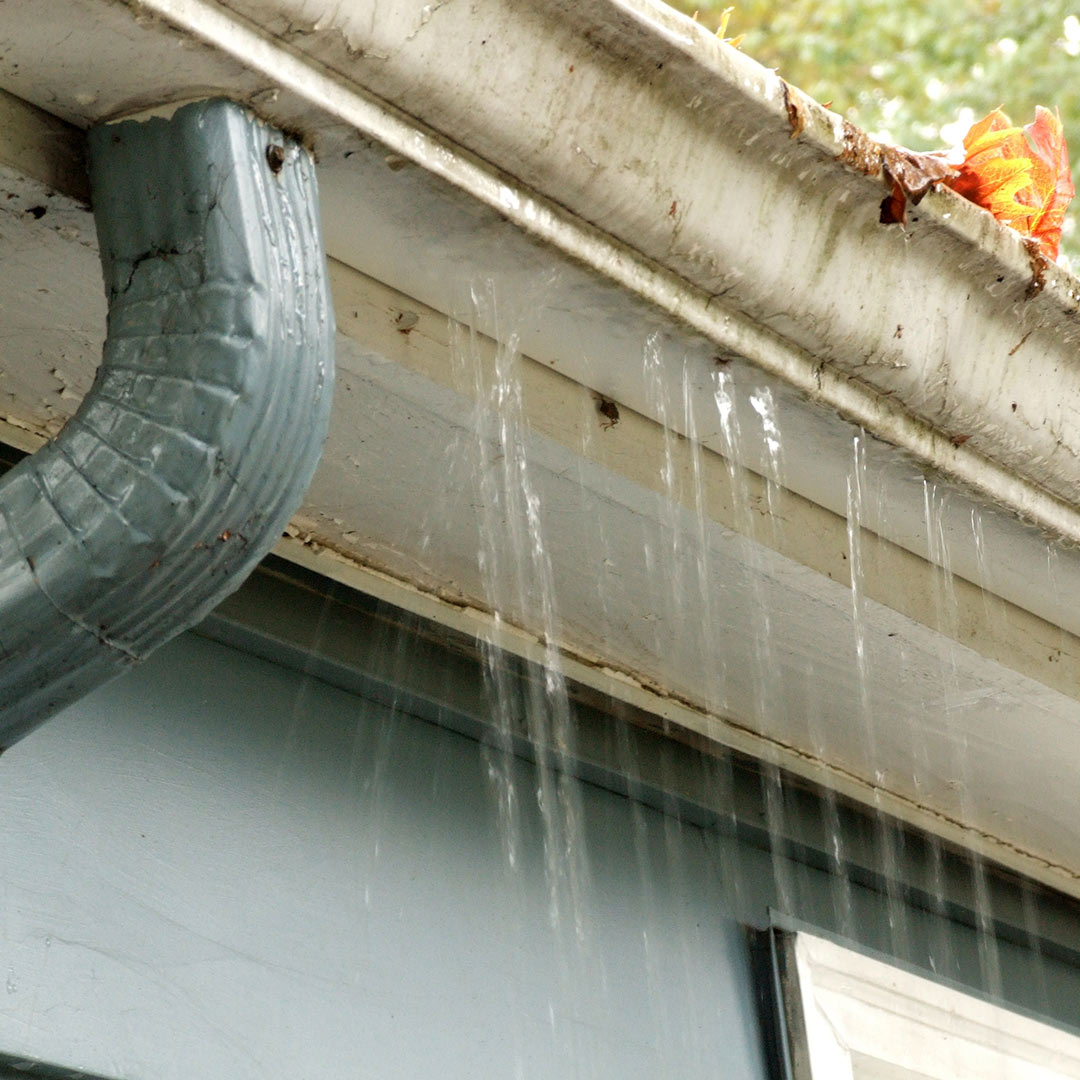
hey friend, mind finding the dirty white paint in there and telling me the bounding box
[58,0,1080,516]
[0,0,1078,625]
[0,169,100,445]
[784,931,1080,1078]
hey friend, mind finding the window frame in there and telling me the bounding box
[772,927,1080,1079]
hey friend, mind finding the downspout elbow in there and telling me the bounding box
[0,99,335,745]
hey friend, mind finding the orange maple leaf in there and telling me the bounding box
[946,107,1075,260]
[1023,107,1075,259]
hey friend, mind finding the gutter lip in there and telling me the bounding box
[606,0,1080,298]
[117,0,1080,550]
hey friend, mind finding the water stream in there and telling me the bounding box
[922,481,1004,999]
[847,431,910,961]
[384,276,1079,1071]
[451,279,601,1073]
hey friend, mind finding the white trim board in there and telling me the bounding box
[780,931,1080,1079]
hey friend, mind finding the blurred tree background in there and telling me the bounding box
[665,0,1080,262]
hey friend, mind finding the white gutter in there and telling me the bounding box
[128,0,1080,524]
[14,0,1071,641]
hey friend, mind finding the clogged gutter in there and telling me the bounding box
[820,95,1076,258]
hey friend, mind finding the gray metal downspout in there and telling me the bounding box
[0,98,334,746]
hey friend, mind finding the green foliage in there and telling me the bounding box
[667,0,1080,261]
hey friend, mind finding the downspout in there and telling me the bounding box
[0,98,334,746]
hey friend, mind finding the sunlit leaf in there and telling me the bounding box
[946,107,1074,259]
[1022,106,1075,259]
[946,108,1037,224]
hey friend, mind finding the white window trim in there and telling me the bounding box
[778,930,1080,1079]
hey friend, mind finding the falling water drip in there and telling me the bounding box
[679,358,732,724]
[847,432,909,960]
[964,504,1008,998]
[712,371,800,917]
[922,479,1003,997]
[969,507,1007,653]
[641,334,687,659]
[635,334,752,1041]
[748,387,783,523]
[448,277,600,1069]
[475,280,585,919]
[748,384,804,921]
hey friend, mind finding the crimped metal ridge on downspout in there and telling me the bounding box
[0,98,334,746]
[124,0,1080,550]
